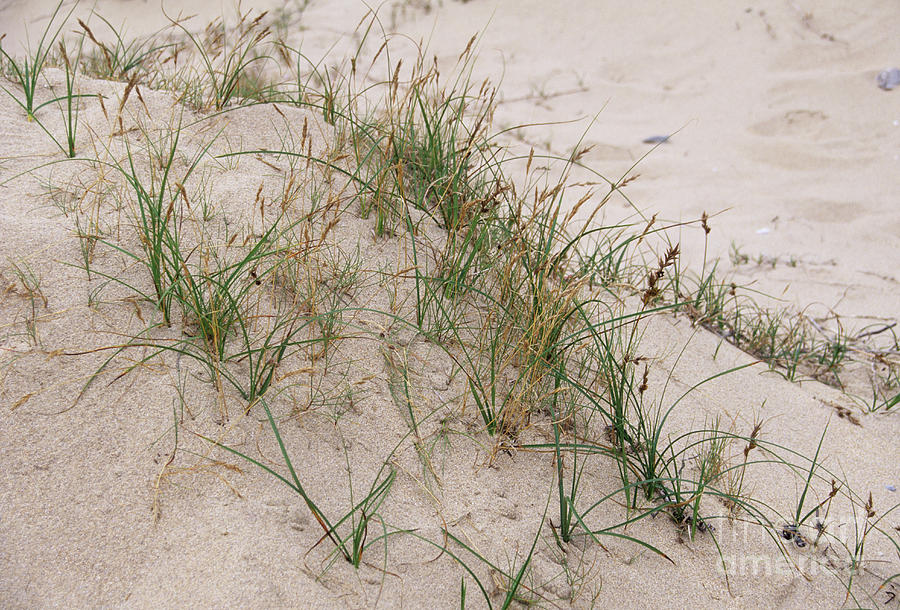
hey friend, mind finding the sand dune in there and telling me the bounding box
[1,1,898,607]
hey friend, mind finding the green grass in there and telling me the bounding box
[91,114,215,323]
[676,263,852,385]
[78,15,172,82]
[168,8,273,111]
[0,0,74,121]
[53,38,84,158]
[209,397,397,568]
[0,1,95,157]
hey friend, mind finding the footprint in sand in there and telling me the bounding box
[748,109,829,138]
[792,198,862,225]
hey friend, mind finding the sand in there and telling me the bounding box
[1,1,898,607]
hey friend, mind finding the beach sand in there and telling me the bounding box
[1,1,898,607]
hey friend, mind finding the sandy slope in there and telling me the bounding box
[399,0,900,319]
[1,1,898,608]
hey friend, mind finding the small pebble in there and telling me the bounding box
[876,68,900,91]
[887,484,897,492]
[642,135,670,144]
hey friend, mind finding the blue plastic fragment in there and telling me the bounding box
[642,135,670,144]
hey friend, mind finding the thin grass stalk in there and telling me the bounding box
[0,0,74,120]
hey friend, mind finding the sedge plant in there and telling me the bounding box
[0,0,75,121]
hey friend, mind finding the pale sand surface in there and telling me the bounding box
[1,1,898,608]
